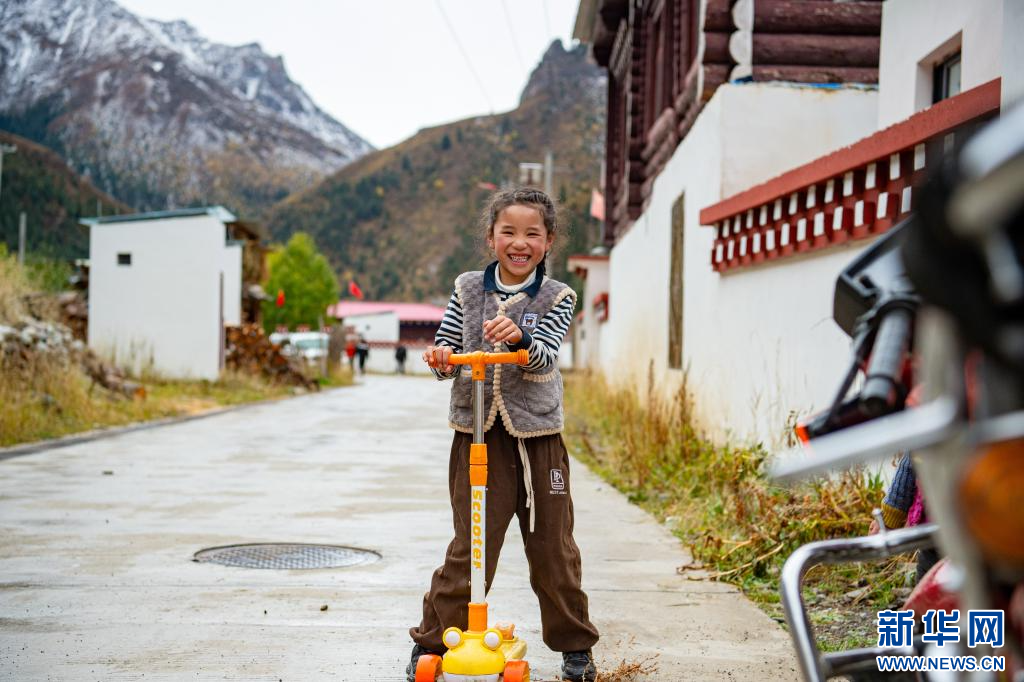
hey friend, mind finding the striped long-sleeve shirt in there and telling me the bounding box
[432,266,574,379]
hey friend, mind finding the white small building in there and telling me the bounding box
[83,206,243,380]
[567,253,609,371]
[329,301,446,375]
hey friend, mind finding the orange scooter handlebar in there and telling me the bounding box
[448,350,529,380]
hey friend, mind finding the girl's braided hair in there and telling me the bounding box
[479,187,559,244]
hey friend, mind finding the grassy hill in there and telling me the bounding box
[0,129,131,259]
[266,41,607,303]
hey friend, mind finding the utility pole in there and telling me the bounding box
[17,212,26,265]
[598,158,607,247]
[543,149,553,197]
[0,142,16,213]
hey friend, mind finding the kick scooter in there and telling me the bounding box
[416,349,532,682]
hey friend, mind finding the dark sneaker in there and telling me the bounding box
[405,644,442,682]
[561,650,597,682]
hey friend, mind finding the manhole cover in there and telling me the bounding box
[193,543,380,570]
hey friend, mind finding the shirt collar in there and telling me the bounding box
[484,260,545,297]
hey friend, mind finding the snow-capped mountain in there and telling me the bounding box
[0,0,374,213]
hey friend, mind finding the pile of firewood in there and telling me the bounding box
[0,318,144,399]
[224,324,318,391]
[57,292,88,341]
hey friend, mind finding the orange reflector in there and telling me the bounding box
[795,423,811,445]
[468,602,488,632]
[959,438,1024,568]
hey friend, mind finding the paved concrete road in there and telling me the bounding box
[0,375,797,681]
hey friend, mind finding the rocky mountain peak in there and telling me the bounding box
[519,39,605,106]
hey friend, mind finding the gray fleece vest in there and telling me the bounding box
[448,270,576,438]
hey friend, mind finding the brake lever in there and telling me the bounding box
[770,397,959,484]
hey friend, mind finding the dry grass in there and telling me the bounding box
[596,655,659,682]
[318,363,356,388]
[0,359,296,448]
[0,253,306,448]
[564,371,915,650]
[0,248,32,324]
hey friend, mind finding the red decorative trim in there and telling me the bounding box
[700,79,1001,274]
[593,292,609,322]
[568,253,610,278]
[700,79,1000,226]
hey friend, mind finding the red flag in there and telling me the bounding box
[348,280,364,300]
[589,188,606,221]
[275,289,285,307]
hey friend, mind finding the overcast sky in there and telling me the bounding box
[117,0,583,150]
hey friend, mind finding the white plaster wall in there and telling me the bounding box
[221,243,242,327]
[878,0,1004,128]
[602,83,879,447]
[359,344,412,375]
[559,341,574,370]
[717,85,879,197]
[600,92,725,400]
[571,259,610,370]
[573,316,587,368]
[687,246,872,446]
[344,311,399,344]
[1002,0,1024,109]
[88,215,223,379]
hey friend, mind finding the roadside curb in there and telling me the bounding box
[0,391,323,462]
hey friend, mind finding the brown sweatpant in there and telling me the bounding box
[410,418,600,653]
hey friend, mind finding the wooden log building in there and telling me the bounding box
[574,0,884,245]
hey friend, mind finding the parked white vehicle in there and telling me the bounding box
[286,331,328,364]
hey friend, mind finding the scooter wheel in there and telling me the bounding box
[503,659,529,682]
[415,653,443,682]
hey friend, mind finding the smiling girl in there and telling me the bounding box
[406,188,600,682]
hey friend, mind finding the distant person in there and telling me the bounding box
[407,188,598,682]
[345,340,357,369]
[394,344,407,374]
[356,336,369,374]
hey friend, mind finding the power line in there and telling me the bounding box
[500,0,526,73]
[434,0,494,114]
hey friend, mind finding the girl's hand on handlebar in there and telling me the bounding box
[423,345,455,373]
[483,315,522,345]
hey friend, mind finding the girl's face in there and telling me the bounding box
[487,204,553,285]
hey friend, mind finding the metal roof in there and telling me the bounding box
[80,206,237,226]
[328,301,446,323]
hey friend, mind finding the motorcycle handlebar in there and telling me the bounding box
[860,306,913,417]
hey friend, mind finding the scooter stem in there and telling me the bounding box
[447,350,529,630]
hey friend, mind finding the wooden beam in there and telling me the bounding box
[704,31,731,65]
[702,64,731,101]
[675,96,701,142]
[752,65,878,84]
[598,0,630,31]
[752,34,880,68]
[642,107,677,162]
[704,0,734,32]
[753,0,882,35]
[673,63,700,114]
